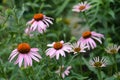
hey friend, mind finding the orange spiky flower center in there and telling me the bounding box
[82,31,91,39]
[34,13,44,21]
[79,5,86,10]
[17,43,31,54]
[53,42,63,50]
[74,47,81,52]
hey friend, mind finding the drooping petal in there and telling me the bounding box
[46,48,56,56]
[27,53,33,66]
[92,36,102,44]
[18,54,24,67]
[30,21,38,31]
[29,53,40,62]
[59,50,66,57]
[9,49,17,59]
[88,38,96,49]
[45,19,53,24]
[31,48,39,51]
[31,52,42,59]
[24,54,30,66]
[9,52,18,62]
[56,52,60,60]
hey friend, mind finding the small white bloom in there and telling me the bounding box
[105,44,120,54]
[90,56,107,67]
[70,42,88,54]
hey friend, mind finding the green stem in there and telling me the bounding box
[67,54,78,65]
[103,22,108,37]
[109,55,113,75]
[113,55,118,72]
[13,10,19,25]
[60,57,63,79]
[39,1,44,12]
[2,15,9,28]
[83,12,89,26]
[97,68,102,80]
[79,55,82,74]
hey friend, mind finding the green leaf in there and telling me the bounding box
[108,9,115,19]
[105,76,115,80]
[82,57,97,74]
[56,0,70,16]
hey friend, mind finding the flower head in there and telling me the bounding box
[70,42,88,54]
[72,1,91,12]
[25,13,53,35]
[55,65,72,78]
[77,31,104,50]
[8,43,42,68]
[45,40,72,60]
[105,44,120,54]
[90,56,107,68]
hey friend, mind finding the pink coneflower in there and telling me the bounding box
[72,1,91,12]
[55,65,72,78]
[46,40,71,60]
[77,31,104,50]
[8,43,42,68]
[70,42,88,54]
[25,13,53,34]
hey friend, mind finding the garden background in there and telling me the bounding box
[0,0,120,80]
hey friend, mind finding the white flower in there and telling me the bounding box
[90,56,107,67]
[70,42,88,54]
[105,44,120,54]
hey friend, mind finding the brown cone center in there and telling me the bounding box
[74,47,81,52]
[53,42,63,50]
[110,49,117,54]
[82,31,91,39]
[34,13,44,21]
[94,62,102,67]
[79,5,85,10]
[17,43,31,54]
